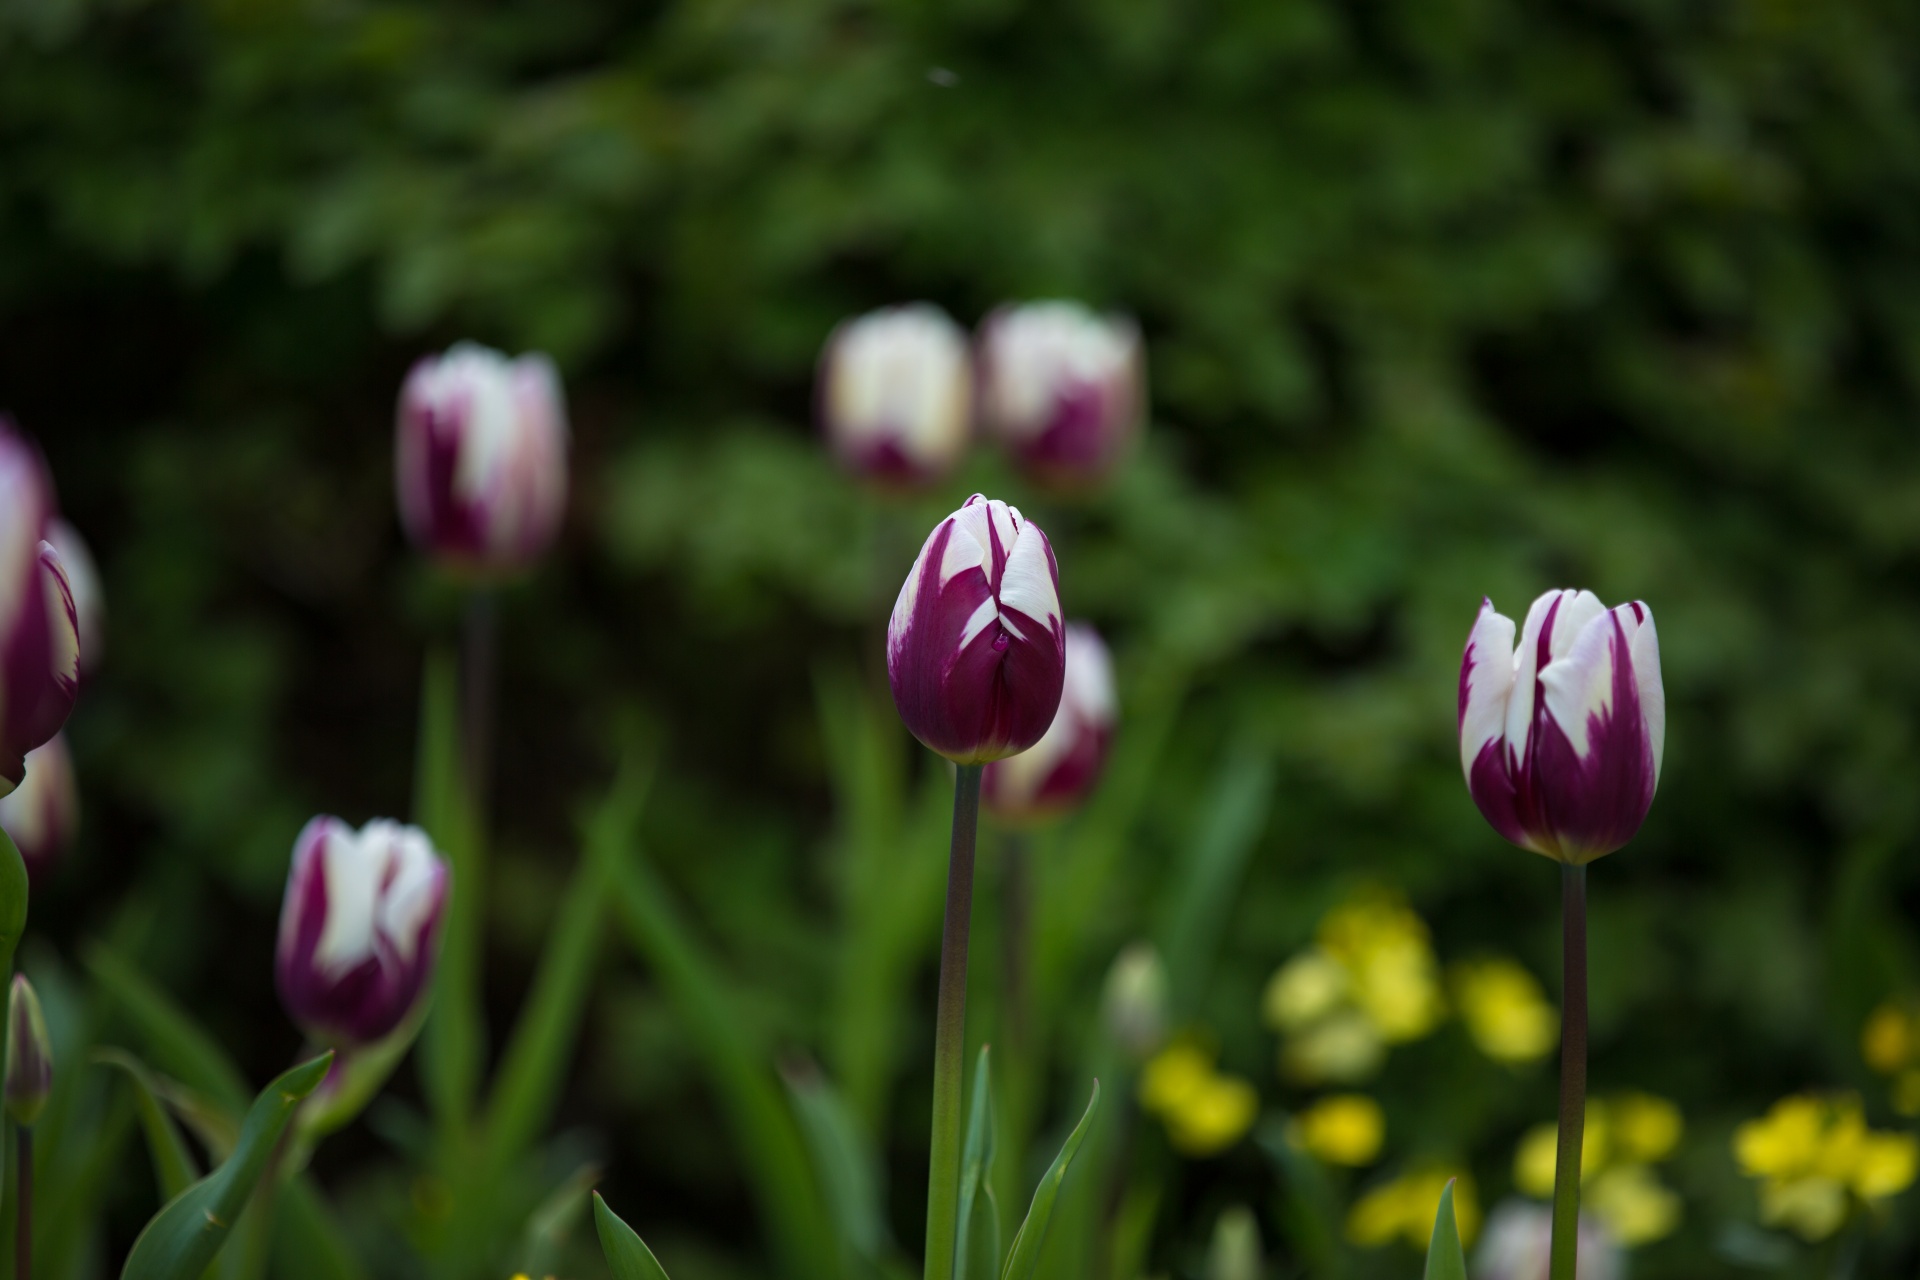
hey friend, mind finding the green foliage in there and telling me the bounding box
[953,1046,997,1280]
[120,1053,332,1280]
[594,1192,674,1280]
[1423,1181,1469,1280]
[1001,1081,1099,1280]
[94,1049,200,1202]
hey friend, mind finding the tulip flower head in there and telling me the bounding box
[1459,590,1665,863]
[4,974,50,1128]
[978,301,1143,487]
[887,494,1065,764]
[0,422,80,798]
[47,520,102,675]
[982,622,1115,821]
[818,304,973,486]
[0,734,78,886]
[277,817,449,1048]
[396,342,569,576]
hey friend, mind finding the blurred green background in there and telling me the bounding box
[5,0,1920,1276]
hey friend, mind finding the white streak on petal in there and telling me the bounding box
[315,822,381,973]
[1505,590,1566,760]
[1548,590,1606,661]
[997,521,1060,632]
[1460,601,1517,778]
[1539,607,1622,760]
[944,498,995,585]
[959,596,1000,649]
[1629,608,1665,784]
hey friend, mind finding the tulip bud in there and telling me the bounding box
[0,735,77,886]
[1473,1202,1621,1280]
[887,494,1065,764]
[978,301,1143,488]
[1458,590,1665,863]
[1101,942,1169,1060]
[0,422,80,798]
[983,622,1115,821]
[818,304,973,486]
[47,520,102,675]
[395,342,569,576]
[5,974,51,1128]
[276,817,449,1048]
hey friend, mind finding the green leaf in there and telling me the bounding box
[478,740,655,1174]
[953,1046,997,1280]
[0,830,26,979]
[1000,1081,1100,1280]
[93,1049,201,1201]
[295,1002,427,1142]
[119,1052,333,1280]
[593,1192,672,1280]
[414,647,483,1135]
[1422,1180,1469,1280]
[1160,750,1276,1018]
[84,944,250,1116]
[783,1060,889,1266]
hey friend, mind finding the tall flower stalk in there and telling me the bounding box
[886,495,1065,1279]
[1457,589,1665,1280]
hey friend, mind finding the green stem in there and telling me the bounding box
[925,764,983,1280]
[1549,863,1588,1280]
[15,1126,30,1280]
[462,588,497,819]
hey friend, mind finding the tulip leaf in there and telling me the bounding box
[953,1046,997,1280]
[1000,1080,1100,1280]
[84,943,250,1117]
[1423,1180,1469,1280]
[0,830,26,979]
[783,1059,889,1268]
[593,1192,673,1280]
[478,738,655,1173]
[1160,749,1275,1019]
[93,1049,201,1201]
[119,1052,333,1280]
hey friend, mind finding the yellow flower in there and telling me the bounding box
[1734,1092,1918,1241]
[1263,950,1349,1031]
[1852,1131,1919,1200]
[1734,1096,1827,1179]
[1894,1070,1920,1119]
[1863,1003,1913,1074]
[1587,1163,1681,1246]
[1347,1169,1479,1250]
[1165,1075,1259,1157]
[1759,1176,1849,1242]
[1279,1009,1385,1084]
[1287,1094,1385,1167]
[1451,959,1558,1065]
[1320,895,1444,1044]
[1139,1041,1214,1116]
[1611,1093,1683,1163]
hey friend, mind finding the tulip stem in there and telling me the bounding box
[15,1126,30,1280]
[461,588,496,818]
[1549,863,1588,1280]
[925,763,983,1280]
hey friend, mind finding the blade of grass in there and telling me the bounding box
[93,1050,200,1201]
[83,944,249,1117]
[1001,1082,1100,1280]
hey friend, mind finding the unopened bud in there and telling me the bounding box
[6,974,52,1127]
[1101,942,1168,1060]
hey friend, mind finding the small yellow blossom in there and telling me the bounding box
[1139,1040,1258,1157]
[1863,1004,1911,1074]
[1734,1093,1920,1241]
[1279,1010,1385,1084]
[1611,1093,1683,1163]
[1895,1070,1920,1117]
[1263,950,1349,1031]
[1452,959,1558,1065]
[1287,1094,1385,1167]
[1587,1164,1681,1246]
[1347,1169,1479,1250]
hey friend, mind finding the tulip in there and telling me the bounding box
[888,495,1065,765]
[1474,1202,1621,1280]
[978,301,1144,487]
[0,423,80,799]
[276,817,449,1048]
[4,974,50,1129]
[818,304,973,486]
[47,520,102,675]
[1458,590,1665,864]
[982,622,1115,820]
[0,736,77,886]
[395,342,569,575]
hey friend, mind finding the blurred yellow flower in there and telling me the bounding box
[1347,1168,1479,1250]
[1264,891,1442,1084]
[1139,1039,1259,1157]
[1513,1095,1683,1246]
[1861,1002,1920,1117]
[1733,1093,1919,1241]
[1451,959,1558,1065]
[1287,1094,1385,1166]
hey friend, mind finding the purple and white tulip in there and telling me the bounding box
[0,423,80,799]
[1459,590,1665,864]
[277,817,449,1048]
[888,495,1065,764]
[983,622,1116,821]
[978,301,1143,487]
[818,304,973,486]
[396,342,569,575]
[47,520,103,675]
[0,735,77,885]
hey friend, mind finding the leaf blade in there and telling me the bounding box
[593,1192,672,1280]
[1000,1081,1100,1280]
[1422,1180,1469,1280]
[953,1046,996,1280]
[92,1049,201,1201]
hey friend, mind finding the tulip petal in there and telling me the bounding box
[1627,605,1666,785]
[1533,606,1658,861]
[1457,599,1516,780]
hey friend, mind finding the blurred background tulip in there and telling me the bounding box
[45,520,101,676]
[978,301,1143,489]
[819,304,973,487]
[0,735,76,886]
[276,816,449,1048]
[982,621,1115,821]
[888,495,1064,764]
[395,342,569,576]
[1460,591,1664,863]
[0,422,79,797]
[4,974,50,1128]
